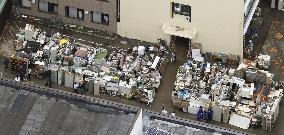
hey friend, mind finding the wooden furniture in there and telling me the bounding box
[11,57,28,75]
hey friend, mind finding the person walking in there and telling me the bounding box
[3,57,9,71]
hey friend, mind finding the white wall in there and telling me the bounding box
[117,0,244,56]
[130,109,143,135]
[117,0,171,43]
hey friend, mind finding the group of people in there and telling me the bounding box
[161,106,214,123]
[161,106,176,117]
[2,57,33,83]
[196,106,213,122]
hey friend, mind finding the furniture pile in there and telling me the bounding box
[172,57,282,131]
[13,24,168,105]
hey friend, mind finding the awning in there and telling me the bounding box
[162,22,197,39]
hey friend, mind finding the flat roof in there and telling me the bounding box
[143,110,248,135]
[0,85,137,135]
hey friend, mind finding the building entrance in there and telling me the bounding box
[170,36,190,59]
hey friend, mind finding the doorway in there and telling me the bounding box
[270,0,280,9]
[170,36,190,60]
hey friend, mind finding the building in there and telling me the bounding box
[270,0,284,10]
[118,0,245,56]
[0,78,246,135]
[244,0,261,34]
[0,0,12,34]
[16,0,261,56]
[19,0,117,32]
[143,110,247,135]
[0,81,140,135]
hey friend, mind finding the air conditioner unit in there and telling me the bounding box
[32,0,36,4]
[85,11,89,14]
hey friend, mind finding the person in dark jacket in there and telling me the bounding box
[18,65,25,82]
[45,77,52,88]
[208,108,213,121]
[45,70,52,88]
[3,57,9,71]
[196,106,204,121]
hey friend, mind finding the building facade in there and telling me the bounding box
[17,0,249,56]
[19,0,117,32]
[117,0,245,56]
[0,0,12,34]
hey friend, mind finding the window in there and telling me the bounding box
[38,0,58,13]
[69,7,77,18]
[91,11,109,25]
[172,2,191,21]
[174,3,181,13]
[49,3,58,13]
[77,9,84,19]
[22,0,32,8]
[92,12,102,23]
[181,5,191,16]
[102,14,109,25]
[97,0,110,2]
[65,6,69,17]
[65,6,84,20]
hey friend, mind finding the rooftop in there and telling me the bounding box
[0,76,247,135]
[143,110,247,135]
[0,84,138,135]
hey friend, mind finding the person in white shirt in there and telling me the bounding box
[74,82,79,93]
[161,107,167,114]
[27,68,32,80]
[171,111,176,117]
[15,76,21,82]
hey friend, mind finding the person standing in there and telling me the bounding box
[3,57,9,71]
[15,75,21,82]
[196,106,204,121]
[173,51,177,62]
[45,77,52,88]
[171,111,176,117]
[171,51,177,63]
[161,107,168,114]
[74,82,79,94]
[78,83,84,95]
[27,68,32,80]
[208,108,213,121]
[19,66,25,82]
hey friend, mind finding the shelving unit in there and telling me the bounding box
[10,57,28,75]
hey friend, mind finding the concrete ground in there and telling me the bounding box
[0,1,284,134]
